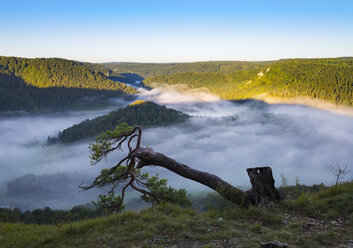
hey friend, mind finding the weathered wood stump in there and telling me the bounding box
[246,166,281,205]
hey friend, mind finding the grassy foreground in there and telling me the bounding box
[1,182,353,248]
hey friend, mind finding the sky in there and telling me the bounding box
[0,0,353,63]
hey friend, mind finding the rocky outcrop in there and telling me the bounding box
[261,240,288,248]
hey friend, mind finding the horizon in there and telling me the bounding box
[1,0,353,63]
[1,55,353,65]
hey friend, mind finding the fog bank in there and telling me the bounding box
[139,88,353,190]
[1,89,353,210]
[0,99,131,209]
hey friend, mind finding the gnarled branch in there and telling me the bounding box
[82,125,281,208]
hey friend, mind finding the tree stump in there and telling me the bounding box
[246,166,281,205]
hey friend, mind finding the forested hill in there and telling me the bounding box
[3,56,353,110]
[0,56,136,93]
[0,56,137,111]
[144,58,353,106]
[103,61,270,78]
[55,101,189,143]
[0,70,134,111]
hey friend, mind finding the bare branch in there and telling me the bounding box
[329,163,351,187]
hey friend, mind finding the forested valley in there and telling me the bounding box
[1,56,353,248]
[2,56,353,111]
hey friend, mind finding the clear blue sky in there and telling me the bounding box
[1,0,353,63]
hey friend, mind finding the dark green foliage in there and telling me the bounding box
[57,101,189,143]
[0,56,136,93]
[90,170,191,210]
[0,56,136,111]
[88,123,134,164]
[92,192,125,213]
[0,70,134,111]
[85,124,191,210]
[140,174,192,208]
[0,205,104,225]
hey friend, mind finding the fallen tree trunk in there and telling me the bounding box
[84,124,281,207]
[135,147,281,206]
[135,147,247,205]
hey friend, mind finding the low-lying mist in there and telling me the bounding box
[139,87,353,189]
[0,98,132,209]
[1,88,353,210]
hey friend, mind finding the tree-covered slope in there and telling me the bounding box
[145,69,261,99]
[0,56,136,93]
[144,58,353,106]
[103,61,269,78]
[56,101,189,143]
[0,56,138,111]
[262,58,353,105]
[0,69,135,111]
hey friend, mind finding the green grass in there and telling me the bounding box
[1,182,353,248]
[282,182,353,218]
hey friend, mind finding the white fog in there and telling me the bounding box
[1,88,353,210]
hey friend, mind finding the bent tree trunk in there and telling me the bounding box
[135,147,281,206]
[85,125,281,207]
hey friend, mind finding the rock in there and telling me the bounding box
[281,218,288,225]
[261,240,288,248]
[336,240,353,248]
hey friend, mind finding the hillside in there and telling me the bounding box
[3,56,353,111]
[103,61,270,78]
[56,101,189,143]
[144,58,353,106]
[0,57,137,111]
[0,56,136,92]
[1,181,353,247]
[0,70,135,111]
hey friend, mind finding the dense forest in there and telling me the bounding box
[144,58,353,106]
[2,56,353,111]
[264,58,353,105]
[103,61,270,78]
[0,70,135,111]
[0,56,136,92]
[55,101,189,143]
[0,205,103,225]
[145,69,261,99]
[0,57,138,111]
